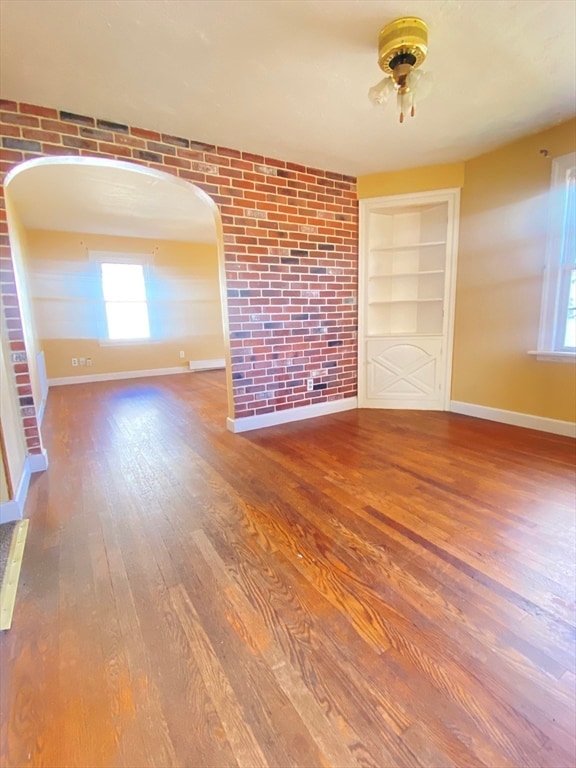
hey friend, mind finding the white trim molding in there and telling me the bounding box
[189,358,226,371]
[0,449,49,523]
[48,366,190,386]
[36,351,48,423]
[358,188,460,411]
[535,152,576,357]
[450,401,576,438]
[28,450,49,473]
[37,396,47,425]
[1,458,32,523]
[227,397,358,434]
[527,350,575,363]
[0,501,21,525]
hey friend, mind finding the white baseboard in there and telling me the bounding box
[0,456,30,524]
[450,401,576,438]
[0,501,20,525]
[189,358,225,372]
[29,449,49,473]
[48,366,190,386]
[0,449,50,523]
[227,397,358,433]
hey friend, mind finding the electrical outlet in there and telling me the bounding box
[179,350,185,359]
[86,358,92,367]
[79,357,86,366]
[71,357,78,367]
[306,378,314,392]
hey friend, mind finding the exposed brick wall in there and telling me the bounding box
[0,100,358,449]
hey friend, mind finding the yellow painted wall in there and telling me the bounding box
[25,230,225,380]
[1,200,44,498]
[357,162,465,199]
[5,200,44,414]
[453,118,576,421]
[0,334,27,500]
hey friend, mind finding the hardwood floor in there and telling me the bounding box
[1,371,575,768]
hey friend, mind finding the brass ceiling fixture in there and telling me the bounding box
[368,17,432,123]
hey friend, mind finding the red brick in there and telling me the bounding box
[130,126,161,140]
[1,112,39,127]
[22,128,62,143]
[41,144,79,156]
[114,133,146,149]
[63,136,99,151]
[204,153,229,166]
[230,159,253,172]
[177,170,206,184]
[242,152,265,164]
[0,124,21,138]
[40,119,79,135]
[176,147,205,161]
[215,146,242,159]
[98,142,131,157]
[0,148,23,165]
[163,156,191,170]
[20,103,58,118]
[0,99,358,427]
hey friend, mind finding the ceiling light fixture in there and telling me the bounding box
[368,17,432,123]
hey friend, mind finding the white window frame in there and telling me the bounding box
[530,152,576,363]
[89,251,154,345]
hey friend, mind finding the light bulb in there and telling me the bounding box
[369,68,433,122]
[368,76,394,105]
[406,69,433,101]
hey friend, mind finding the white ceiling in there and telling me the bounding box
[6,160,218,242]
[1,0,575,177]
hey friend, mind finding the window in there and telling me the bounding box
[533,152,576,361]
[101,262,150,340]
[89,253,152,342]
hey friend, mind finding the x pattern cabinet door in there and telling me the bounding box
[365,338,444,408]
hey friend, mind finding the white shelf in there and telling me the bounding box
[369,270,444,279]
[366,332,443,338]
[370,241,446,252]
[368,298,443,305]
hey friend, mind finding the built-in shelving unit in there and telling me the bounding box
[359,189,460,409]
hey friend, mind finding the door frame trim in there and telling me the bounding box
[358,187,461,410]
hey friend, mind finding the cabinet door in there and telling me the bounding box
[364,337,444,409]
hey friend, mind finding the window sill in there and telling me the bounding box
[98,338,156,347]
[527,350,576,363]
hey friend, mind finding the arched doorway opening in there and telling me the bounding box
[2,156,233,486]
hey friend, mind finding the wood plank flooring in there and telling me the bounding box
[1,371,575,768]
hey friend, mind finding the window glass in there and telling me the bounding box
[100,263,150,340]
